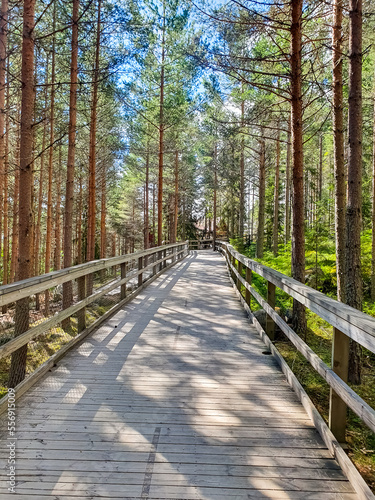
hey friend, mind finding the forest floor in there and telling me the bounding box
[232,237,375,492]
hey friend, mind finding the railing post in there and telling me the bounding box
[77,276,86,333]
[266,281,276,341]
[158,250,162,272]
[329,328,350,443]
[153,251,157,276]
[245,267,252,311]
[237,261,243,294]
[163,249,167,269]
[138,256,143,287]
[120,262,126,300]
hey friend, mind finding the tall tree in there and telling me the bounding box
[62,0,79,318]
[290,0,306,334]
[346,0,363,384]
[8,0,36,387]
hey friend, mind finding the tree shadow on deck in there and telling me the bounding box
[0,251,353,500]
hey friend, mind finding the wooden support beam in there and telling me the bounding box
[246,267,252,310]
[266,281,276,341]
[120,263,126,300]
[138,257,143,288]
[329,328,350,443]
[77,276,86,333]
[237,261,243,294]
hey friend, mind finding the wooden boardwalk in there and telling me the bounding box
[0,251,358,499]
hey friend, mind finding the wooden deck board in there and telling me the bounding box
[0,251,358,498]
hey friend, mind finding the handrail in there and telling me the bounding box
[0,242,186,307]
[216,241,375,438]
[0,242,189,392]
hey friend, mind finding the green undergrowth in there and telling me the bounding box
[231,237,375,492]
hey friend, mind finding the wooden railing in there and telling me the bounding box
[217,241,375,438]
[189,238,213,250]
[0,241,189,409]
[217,241,375,499]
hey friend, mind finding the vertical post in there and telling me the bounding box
[237,261,243,294]
[266,281,276,341]
[77,276,86,333]
[232,255,237,283]
[163,249,167,269]
[158,250,162,272]
[329,328,350,443]
[138,256,143,287]
[246,267,252,310]
[120,262,126,300]
[153,251,157,276]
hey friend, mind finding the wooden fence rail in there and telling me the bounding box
[189,239,213,250]
[0,241,189,411]
[216,241,375,444]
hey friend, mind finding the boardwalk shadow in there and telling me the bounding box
[0,251,351,500]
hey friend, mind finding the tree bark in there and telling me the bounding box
[44,26,56,316]
[157,8,165,246]
[256,135,265,258]
[2,54,8,300]
[172,149,178,243]
[62,0,79,322]
[290,0,306,335]
[144,147,149,249]
[100,163,106,259]
[8,0,36,388]
[0,0,7,262]
[273,124,280,256]
[346,0,363,384]
[213,143,217,249]
[239,97,245,238]
[53,143,62,270]
[285,116,291,244]
[87,0,101,267]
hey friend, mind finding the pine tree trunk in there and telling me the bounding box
[173,149,178,243]
[333,0,345,301]
[8,0,36,388]
[62,0,79,323]
[239,98,245,238]
[290,0,306,335]
[44,29,56,316]
[10,141,19,283]
[213,143,217,248]
[144,149,149,249]
[157,4,165,246]
[0,0,7,262]
[372,65,375,302]
[53,143,62,270]
[319,134,323,201]
[256,136,265,258]
[87,0,101,268]
[346,0,363,385]
[285,116,291,244]
[2,56,8,299]
[77,175,83,264]
[100,163,106,259]
[273,125,280,256]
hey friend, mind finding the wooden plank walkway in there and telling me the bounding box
[0,251,358,499]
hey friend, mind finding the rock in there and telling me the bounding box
[305,266,325,288]
[253,309,266,329]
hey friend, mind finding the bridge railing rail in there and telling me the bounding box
[0,241,188,409]
[216,240,375,444]
[189,238,213,250]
